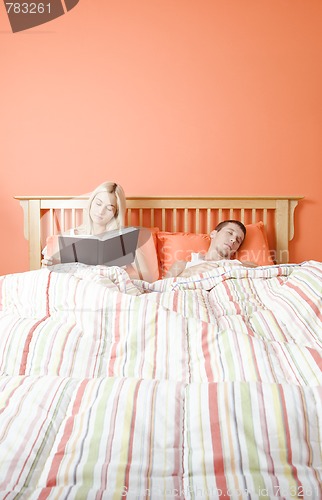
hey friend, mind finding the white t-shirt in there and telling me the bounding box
[185,252,206,269]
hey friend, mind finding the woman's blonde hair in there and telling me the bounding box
[79,181,126,234]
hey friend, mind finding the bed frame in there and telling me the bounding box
[15,195,303,270]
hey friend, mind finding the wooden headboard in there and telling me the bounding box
[15,195,303,270]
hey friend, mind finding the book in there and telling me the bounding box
[58,227,140,266]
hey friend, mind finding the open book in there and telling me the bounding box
[58,227,140,266]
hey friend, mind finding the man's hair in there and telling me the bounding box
[215,220,246,237]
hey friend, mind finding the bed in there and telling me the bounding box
[0,195,321,498]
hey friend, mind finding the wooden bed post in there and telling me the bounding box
[275,198,300,264]
[18,198,42,270]
[275,199,290,264]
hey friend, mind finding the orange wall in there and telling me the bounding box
[1,0,322,275]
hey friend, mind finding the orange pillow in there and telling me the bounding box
[133,227,160,281]
[156,222,274,277]
[157,232,210,277]
[148,227,159,250]
[44,235,61,264]
[235,222,274,266]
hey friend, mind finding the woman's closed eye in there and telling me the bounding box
[95,201,115,212]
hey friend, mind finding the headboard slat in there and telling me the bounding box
[195,209,200,233]
[206,209,211,234]
[184,209,188,232]
[173,209,177,232]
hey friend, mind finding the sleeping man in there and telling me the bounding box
[166,219,255,278]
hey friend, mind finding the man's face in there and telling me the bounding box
[210,222,245,259]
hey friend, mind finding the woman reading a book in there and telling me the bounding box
[42,181,157,281]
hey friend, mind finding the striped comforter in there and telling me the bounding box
[0,261,321,499]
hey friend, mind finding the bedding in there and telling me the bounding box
[0,260,321,498]
[235,221,274,265]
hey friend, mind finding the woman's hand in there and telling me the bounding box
[41,257,53,267]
